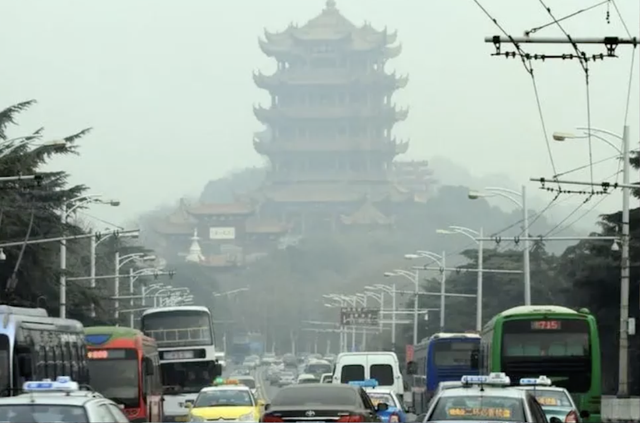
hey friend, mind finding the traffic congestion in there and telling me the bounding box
[0,303,600,422]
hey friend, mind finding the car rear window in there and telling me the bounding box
[522,389,573,407]
[340,364,365,383]
[370,364,394,385]
[430,395,525,421]
[0,405,89,423]
[272,386,358,406]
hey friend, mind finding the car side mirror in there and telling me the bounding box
[264,403,271,411]
[376,402,389,412]
[579,410,590,419]
[406,361,417,375]
[184,400,194,409]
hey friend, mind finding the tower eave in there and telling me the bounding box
[385,43,402,59]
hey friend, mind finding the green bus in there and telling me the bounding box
[480,305,601,422]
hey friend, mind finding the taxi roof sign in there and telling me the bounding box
[349,379,379,388]
[461,372,511,386]
[519,376,552,386]
[23,376,79,392]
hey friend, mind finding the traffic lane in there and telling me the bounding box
[255,366,281,402]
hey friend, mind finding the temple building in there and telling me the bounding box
[153,0,432,263]
[248,0,415,233]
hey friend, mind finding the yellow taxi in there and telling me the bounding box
[186,379,265,422]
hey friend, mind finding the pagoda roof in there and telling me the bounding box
[253,138,409,155]
[253,105,409,123]
[153,198,197,235]
[253,69,408,90]
[340,198,394,225]
[245,216,289,234]
[187,202,254,216]
[255,183,413,203]
[259,1,401,58]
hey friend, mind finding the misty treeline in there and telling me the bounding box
[0,101,153,324]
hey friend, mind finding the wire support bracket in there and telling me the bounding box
[486,35,638,59]
[531,176,640,192]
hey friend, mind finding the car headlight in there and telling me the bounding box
[238,412,255,421]
[189,415,205,422]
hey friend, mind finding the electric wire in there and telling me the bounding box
[472,0,561,189]
[542,194,595,237]
[554,154,621,179]
[538,0,595,190]
[525,0,610,36]
[77,211,125,230]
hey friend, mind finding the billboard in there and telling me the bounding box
[340,307,380,327]
[209,227,236,240]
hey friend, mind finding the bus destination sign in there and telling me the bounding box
[87,349,127,359]
[161,349,206,360]
[531,320,561,330]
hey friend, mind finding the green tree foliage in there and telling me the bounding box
[0,100,120,323]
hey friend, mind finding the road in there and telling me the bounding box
[222,364,280,402]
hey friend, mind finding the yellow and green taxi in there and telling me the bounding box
[186,379,264,422]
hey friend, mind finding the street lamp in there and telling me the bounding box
[368,284,397,350]
[468,186,530,305]
[60,194,120,318]
[384,269,420,346]
[437,226,484,331]
[553,124,631,397]
[405,251,447,331]
[324,294,350,352]
[114,253,155,320]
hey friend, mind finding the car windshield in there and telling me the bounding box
[87,349,139,407]
[195,390,253,407]
[430,395,525,421]
[367,392,397,408]
[272,386,358,406]
[236,378,256,389]
[520,388,574,407]
[0,405,88,423]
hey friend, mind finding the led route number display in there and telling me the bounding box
[530,320,562,330]
[536,397,559,406]
[447,407,512,418]
[87,349,127,359]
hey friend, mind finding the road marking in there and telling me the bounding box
[255,367,270,401]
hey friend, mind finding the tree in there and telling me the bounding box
[0,100,115,322]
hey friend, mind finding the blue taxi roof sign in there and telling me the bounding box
[519,376,552,386]
[461,372,511,386]
[23,376,79,392]
[349,379,379,388]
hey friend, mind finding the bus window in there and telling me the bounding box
[0,335,9,394]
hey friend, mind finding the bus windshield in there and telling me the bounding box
[141,310,212,347]
[162,361,217,394]
[433,341,479,367]
[87,349,139,407]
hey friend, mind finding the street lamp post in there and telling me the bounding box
[126,262,158,327]
[60,194,119,318]
[370,284,397,350]
[405,251,446,331]
[553,125,630,396]
[468,186,530,305]
[114,252,152,321]
[437,226,484,331]
[384,270,421,346]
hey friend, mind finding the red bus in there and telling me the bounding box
[85,326,162,422]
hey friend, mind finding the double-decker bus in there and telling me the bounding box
[410,333,480,413]
[140,306,222,423]
[0,305,89,396]
[480,305,601,422]
[84,326,162,422]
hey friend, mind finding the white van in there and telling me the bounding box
[333,352,404,400]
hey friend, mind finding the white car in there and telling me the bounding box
[297,373,319,384]
[277,372,295,387]
[0,376,132,423]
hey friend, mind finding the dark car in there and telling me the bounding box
[261,383,386,422]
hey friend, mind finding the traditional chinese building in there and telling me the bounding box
[249,0,413,233]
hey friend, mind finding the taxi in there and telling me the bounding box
[351,379,409,422]
[516,376,588,423]
[424,373,553,422]
[0,376,129,423]
[186,379,265,422]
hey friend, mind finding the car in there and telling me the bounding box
[185,380,264,422]
[234,376,259,398]
[261,383,386,422]
[334,352,405,402]
[515,376,589,422]
[296,373,319,384]
[232,366,251,376]
[0,376,131,423]
[353,380,412,422]
[275,371,295,387]
[320,373,333,383]
[424,373,554,422]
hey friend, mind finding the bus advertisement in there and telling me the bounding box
[140,306,222,423]
[480,305,601,422]
[85,326,162,423]
[410,333,480,414]
[0,305,89,396]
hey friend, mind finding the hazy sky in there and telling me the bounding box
[1,0,638,229]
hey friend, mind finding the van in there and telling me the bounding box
[333,352,404,400]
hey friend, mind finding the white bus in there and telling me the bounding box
[140,306,222,422]
[0,305,89,396]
